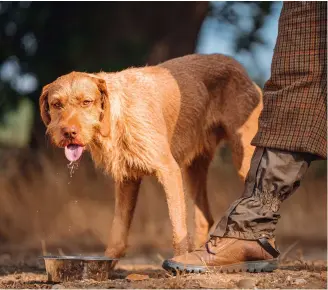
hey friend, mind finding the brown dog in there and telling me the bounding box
[39,54,262,259]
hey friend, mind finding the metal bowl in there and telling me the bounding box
[42,255,118,282]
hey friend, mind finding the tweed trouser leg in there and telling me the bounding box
[211,2,326,240]
[211,147,315,239]
[251,2,327,159]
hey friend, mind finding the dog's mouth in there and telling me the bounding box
[64,144,84,162]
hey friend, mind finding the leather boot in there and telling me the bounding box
[163,147,313,274]
[162,236,279,274]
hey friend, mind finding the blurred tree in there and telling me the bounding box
[202,1,277,85]
[210,1,273,52]
[0,2,208,148]
[0,1,276,149]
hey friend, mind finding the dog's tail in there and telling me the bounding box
[253,82,263,101]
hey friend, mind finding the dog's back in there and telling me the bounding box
[158,54,262,172]
[159,54,260,126]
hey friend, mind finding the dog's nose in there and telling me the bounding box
[62,126,77,139]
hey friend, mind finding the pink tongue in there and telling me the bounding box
[65,145,83,162]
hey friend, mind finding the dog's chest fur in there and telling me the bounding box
[88,84,163,181]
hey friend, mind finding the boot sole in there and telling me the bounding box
[162,259,278,274]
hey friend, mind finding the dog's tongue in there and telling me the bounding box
[65,145,83,162]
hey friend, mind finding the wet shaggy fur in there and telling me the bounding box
[39,54,263,259]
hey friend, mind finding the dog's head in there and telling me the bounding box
[39,72,110,162]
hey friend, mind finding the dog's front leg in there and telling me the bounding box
[105,178,141,258]
[157,157,189,256]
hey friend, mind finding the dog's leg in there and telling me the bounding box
[230,97,262,181]
[157,156,189,256]
[230,123,259,181]
[229,134,254,181]
[184,155,214,249]
[105,178,141,258]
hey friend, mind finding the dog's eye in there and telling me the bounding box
[82,100,93,106]
[53,102,63,109]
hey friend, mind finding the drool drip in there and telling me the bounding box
[67,161,79,178]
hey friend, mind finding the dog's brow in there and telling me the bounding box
[49,91,69,105]
[72,77,96,91]
[75,94,94,101]
[50,95,62,103]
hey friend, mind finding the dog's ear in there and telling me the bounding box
[96,78,110,137]
[39,84,51,126]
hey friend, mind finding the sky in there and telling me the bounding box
[196,1,283,85]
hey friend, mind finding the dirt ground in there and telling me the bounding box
[0,148,326,289]
[0,247,327,289]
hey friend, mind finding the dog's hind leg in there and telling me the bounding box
[225,88,263,180]
[184,155,214,250]
[228,100,262,181]
[105,178,141,259]
[229,132,255,181]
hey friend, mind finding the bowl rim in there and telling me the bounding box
[41,255,118,261]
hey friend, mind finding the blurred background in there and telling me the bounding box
[0,1,326,264]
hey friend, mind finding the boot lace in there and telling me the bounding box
[204,236,220,255]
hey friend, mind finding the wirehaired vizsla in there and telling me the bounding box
[39,54,262,260]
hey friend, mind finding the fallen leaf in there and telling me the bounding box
[126,273,150,281]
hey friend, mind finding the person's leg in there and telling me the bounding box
[162,147,315,273]
[212,147,314,240]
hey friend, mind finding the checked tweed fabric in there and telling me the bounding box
[252,2,327,159]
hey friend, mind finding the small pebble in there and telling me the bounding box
[237,278,256,288]
[293,278,307,285]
